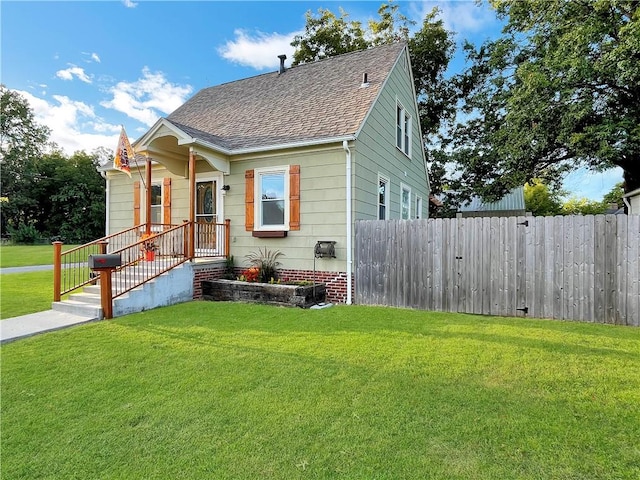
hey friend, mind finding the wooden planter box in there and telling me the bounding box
[202,279,326,308]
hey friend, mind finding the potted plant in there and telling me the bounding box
[141,234,158,261]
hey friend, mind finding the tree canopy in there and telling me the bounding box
[436,0,640,202]
[0,85,106,243]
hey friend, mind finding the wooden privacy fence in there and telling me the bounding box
[355,215,639,326]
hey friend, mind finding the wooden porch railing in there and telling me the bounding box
[53,220,230,304]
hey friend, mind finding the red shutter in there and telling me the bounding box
[163,177,172,226]
[245,170,254,231]
[133,181,141,226]
[289,165,300,230]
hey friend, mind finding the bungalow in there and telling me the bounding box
[100,42,430,306]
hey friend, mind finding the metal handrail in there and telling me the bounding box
[53,220,230,303]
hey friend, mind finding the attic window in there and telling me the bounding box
[396,101,411,158]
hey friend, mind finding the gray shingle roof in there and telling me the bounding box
[166,42,406,151]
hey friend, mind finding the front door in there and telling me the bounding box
[195,174,224,253]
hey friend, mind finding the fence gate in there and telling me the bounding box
[354,215,639,326]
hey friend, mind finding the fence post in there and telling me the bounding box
[53,241,63,302]
[225,219,231,258]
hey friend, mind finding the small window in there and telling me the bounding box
[396,101,411,158]
[150,183,162,224]
[415,196,423,219]
[401,184,411,220]
[255,166,290,230]
[378,175,389,220]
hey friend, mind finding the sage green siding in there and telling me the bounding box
[353,49,429,221]
[226,145,347,272]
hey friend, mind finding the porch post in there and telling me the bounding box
[53,241,62,302]
[145,156,152,235]
[188,148,196,258]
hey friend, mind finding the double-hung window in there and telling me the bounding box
[150,183,162,224]
[401,184,411,220]
[415,196,423,219]
[255,165,289,230]
[378,174,390,220]
[396,102,411,157]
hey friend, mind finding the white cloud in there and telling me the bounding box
[14,89,120,154]
[100,67,193,126]
[82,52,101,63]
[56,65,92,83]
[218,29,300,70]
[122,0,137,8]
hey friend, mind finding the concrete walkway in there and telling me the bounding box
[1,310,99,344]
[1,265,99,344]
[0,264,54,274]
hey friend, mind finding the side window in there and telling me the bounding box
[253,165,290,230]
[150,183,162,224]
[396,101,411,158]
[401,184,411,220]
[415,196,423,219]
[378,175,390,220]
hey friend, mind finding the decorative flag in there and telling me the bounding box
[114,127,133,177]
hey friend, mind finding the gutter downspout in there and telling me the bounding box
[623,195,631,213]
[343,140,353,305]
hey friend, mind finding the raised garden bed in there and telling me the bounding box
[202,279,326,308]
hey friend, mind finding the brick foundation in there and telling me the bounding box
[192,264,350,304]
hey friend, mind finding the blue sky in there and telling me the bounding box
[2,0,622,200]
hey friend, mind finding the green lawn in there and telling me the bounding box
[0,271,54,319]
[2,302,639,479]
[0,243,80,268]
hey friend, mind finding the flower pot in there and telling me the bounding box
[144,250,156,261]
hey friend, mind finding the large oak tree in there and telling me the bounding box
[437,0,640,203]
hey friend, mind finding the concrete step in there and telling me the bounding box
[52,300,103,320]
[68,292,102,305]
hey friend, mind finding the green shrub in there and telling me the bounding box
[8,222,41,244]
[245,248,283,282]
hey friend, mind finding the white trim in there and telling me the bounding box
[415,195,423,220]
[195,172,225,225]
[254,165,290,231]
[395,100,411,159]
[343,141,353,305]
[378,174,390,220]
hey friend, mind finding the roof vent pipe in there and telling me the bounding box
[361,72,369,88]
[278,54,287,74]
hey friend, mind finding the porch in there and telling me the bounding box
[52,220,230,319]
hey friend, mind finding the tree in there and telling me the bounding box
[49,151,106,243]
[1,85,52,237]
[291,8,368,66]
[1,85,105,242]
[437,0,640,202]
[524,179,562,216]
[561,197,606,216]
[602,182,625,209]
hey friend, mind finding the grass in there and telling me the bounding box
[0,271,55,319]
[0,244,80,319]
[2,302,639,479]
[0,243,79,268]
